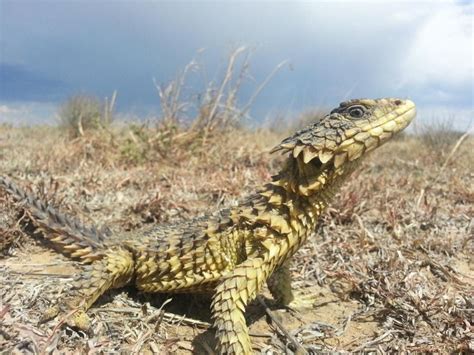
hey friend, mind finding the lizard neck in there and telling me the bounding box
[232,154,358,257]
[268,154,358,211]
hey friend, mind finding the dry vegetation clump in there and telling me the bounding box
[0,189,24,253]
[120,48,287,164]
[58,91,116,138]
[415,117,466,152]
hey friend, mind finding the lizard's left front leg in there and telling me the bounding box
[211,254,276,354]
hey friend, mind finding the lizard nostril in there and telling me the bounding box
[394,99,402,106]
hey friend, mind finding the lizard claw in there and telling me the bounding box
[39,304,61,324]
[67,310,92,331]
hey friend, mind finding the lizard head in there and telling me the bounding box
[272,98,416,169]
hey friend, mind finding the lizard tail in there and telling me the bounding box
[0,176,107,263]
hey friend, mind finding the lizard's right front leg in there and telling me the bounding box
[43,247,135,330]
[267,259,317,310]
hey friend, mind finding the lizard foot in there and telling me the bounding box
[285,291,318,311]
[39,304,91,332]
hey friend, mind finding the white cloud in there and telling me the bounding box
[0,105,21,115]
[0,102,57,125]
[414,105,473,132]
[399,1,473,91]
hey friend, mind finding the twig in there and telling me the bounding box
[433,125,473,184]
[354,213,375,240]
[205,46,246,133]
[6,271,73,278]
[95,307,211,327]
[352,330,397,352]
[131,329,153,354]
[240,59,288,119]
[256,296,308,355]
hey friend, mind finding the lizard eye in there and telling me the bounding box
[348,105,365,119]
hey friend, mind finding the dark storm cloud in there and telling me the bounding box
[0,63,69,101]
[0,0,472,125]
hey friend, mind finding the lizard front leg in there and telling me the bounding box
[211,255,276,355]
[267,259,316,310]
[267,260,294,306]
[43,247,135,330]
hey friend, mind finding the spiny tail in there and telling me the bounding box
[0,176,108,263]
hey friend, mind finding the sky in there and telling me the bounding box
[0,0,473,129]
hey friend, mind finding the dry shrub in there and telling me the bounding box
[155,47,287,134]
[415,118,464,152]
[54,49,286,164]
[58,92,116,138]
[0,190,25,253]
[130,47,289,158]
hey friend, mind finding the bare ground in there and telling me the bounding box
[0,124,473,354]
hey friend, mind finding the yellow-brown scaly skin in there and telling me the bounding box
[0,98,416,354]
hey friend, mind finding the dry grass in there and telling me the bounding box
[0,121,472,354]
[119,47,287,165]
[415,117,466,152]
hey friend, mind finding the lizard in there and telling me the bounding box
[0,98,416,354]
